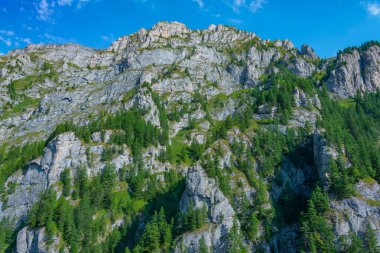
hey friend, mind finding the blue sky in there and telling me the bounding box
[0,0,380,57]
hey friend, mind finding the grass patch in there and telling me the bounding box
[338,98,356,108]
[0,96,41,120]
[362,177,377,186]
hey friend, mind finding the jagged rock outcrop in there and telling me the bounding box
[16,226,61,253]
[331,181,380,242]
[175,165,238,253]
[300,45,319,60]
[0,132,87,224]
[313,132,339,189]
[1,21,380,253]
[327,45,380,98]
[286,57,316,77]
[0,21,322,145]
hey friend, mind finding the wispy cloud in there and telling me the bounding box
[0,30,15,36]
[35,0,97,22]
[101,34,115,43]
[36,0,54,21]
[0,36,12,47]
[193,0,205,8]
[58,0,73,6]
[227,18,243,24]
[232,0,244,13]
[22,38,32,44]
[249,0,266,13]
[76,0,90,9]
[366,2,380,16]
[40,33,70,44]
[225,0,267,13]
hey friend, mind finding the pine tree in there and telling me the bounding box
[365,223,380,253]
[347,232,364,253]
[101,163,117,208]
[227,219,247,253]
[247,212,259,241]
[199,235,209,253]
[61,168,71,197]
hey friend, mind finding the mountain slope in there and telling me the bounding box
[0,21,380,253]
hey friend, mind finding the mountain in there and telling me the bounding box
[0,21,379,253]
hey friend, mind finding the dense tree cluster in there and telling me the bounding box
[0,141,45,193]
[51,109,162,157]
[318,89,380,194]
[338,40,380,55]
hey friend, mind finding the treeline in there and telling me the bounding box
[51,109,164,157]
[252,66,315,124]
[0,141,45,193]
[27,164,126,252]
[338,40,380,55]
[318,89,380,196]
[301,187,380,252]
[25,162,186,253]
[0,107,165,194]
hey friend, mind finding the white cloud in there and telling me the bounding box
[58,0,73,6]
[226,0,266,13]
[367,3,380,16]
[193,0,204,8]
[22,38,32,44]
[36,0,54,21]
[0,52,4,56]
[40,33,70,44]
[212,13,221,17]
[76,0,90,9]
[101,34,115,42]
[228,18,243,24]
[249,0,266,13]
[232,0,245,12]
[0,36,12,47]
[0,30,15,36]
[22,24,33,31]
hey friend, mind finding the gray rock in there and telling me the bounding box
[175,165,239,253]
[0,132,87,225]
[16,226,61,253]
[331,181,380,244]
[300,45,319,60]
[313,132,339,189]
[327,46,380,98]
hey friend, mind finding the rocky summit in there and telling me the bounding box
[0,21,380,253]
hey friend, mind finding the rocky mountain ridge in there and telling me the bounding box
[0,22,380,253]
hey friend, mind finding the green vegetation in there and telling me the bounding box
[51,109,162,157]
[1,52,380,253]
[317,89,380,196]
[252,66,315,123]
[0,218,13,252]
[0,141,45,193]
[301,187,335,252]
[24,161,185,253]
[338,40,380,55]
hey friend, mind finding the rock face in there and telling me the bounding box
[0,21,380,253]
[300,45,319,60]
[16,226,61,253]
[0,21,317,146]
[313,133,339,189]
[331,181,380,243]
[175,165,237,253]
[0,132,87,224]
[327,45,380,98]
